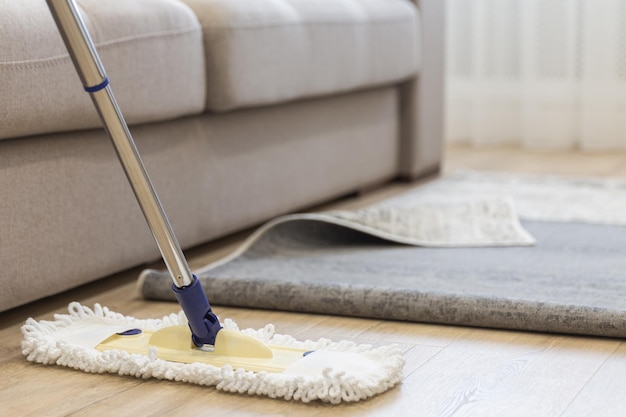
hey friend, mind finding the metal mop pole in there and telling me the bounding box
[46,0,222,346]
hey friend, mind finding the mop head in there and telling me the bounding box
[21,303,405,403]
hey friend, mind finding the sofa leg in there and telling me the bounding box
[397,163,442,183]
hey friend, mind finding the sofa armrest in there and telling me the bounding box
[398,0,446,180]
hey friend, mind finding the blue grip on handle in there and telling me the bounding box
[172,275,222,346]
[84,77,109,93]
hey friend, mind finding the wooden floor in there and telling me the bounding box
[2,144,626,416]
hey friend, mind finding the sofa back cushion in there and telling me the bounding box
[180,0,421,111]
[0,0,205,140]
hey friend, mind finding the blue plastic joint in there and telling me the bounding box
[84,77,109,93]
[172,275,222,346]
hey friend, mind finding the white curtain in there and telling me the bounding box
[446,0,626,150]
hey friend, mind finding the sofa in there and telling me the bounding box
[0,0,445,312]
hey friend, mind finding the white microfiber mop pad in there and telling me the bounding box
[21,303,405,403]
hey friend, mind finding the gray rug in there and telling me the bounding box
[140,172,626,338]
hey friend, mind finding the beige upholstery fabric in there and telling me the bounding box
[0,0,205,140]
[179,0,421,111]
[0,88,399,312]
[398,0,446,179]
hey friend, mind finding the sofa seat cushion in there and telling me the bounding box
[0,0,205,140]
[180,0,421,111]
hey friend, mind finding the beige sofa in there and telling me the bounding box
[0,0,444,312]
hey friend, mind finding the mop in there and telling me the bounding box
[21,0,405,403]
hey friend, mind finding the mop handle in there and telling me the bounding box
[45,0,194,289]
